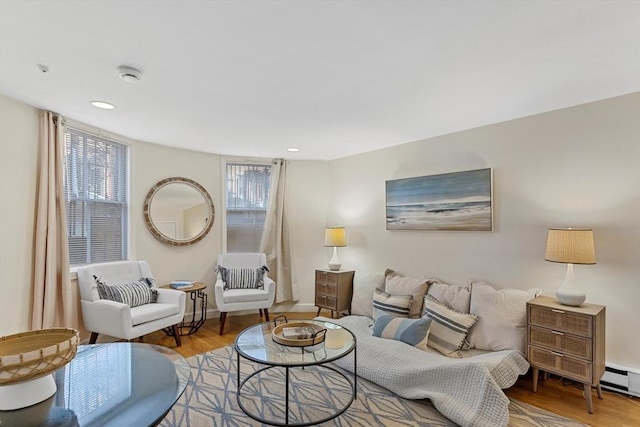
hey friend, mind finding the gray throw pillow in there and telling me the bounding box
[217,265,269,290]
[94,275,158,307]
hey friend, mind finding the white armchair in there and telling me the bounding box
[76,261,186,347]
[215,253,276,334]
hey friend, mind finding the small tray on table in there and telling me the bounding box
[271,317,326,347]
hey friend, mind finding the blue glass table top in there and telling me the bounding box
[0,342,190,427]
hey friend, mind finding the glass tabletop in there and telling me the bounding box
[234,319,355,366]
[0,342,190,427]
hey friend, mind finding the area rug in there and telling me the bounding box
[160,346,587,427]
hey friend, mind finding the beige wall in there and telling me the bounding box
[328,93,640,370]
[1,92,638,371]
[0,95,39,333]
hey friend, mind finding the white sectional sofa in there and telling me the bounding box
[317,269,542,427]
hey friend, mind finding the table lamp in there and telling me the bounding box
[545,228,596,306]
[324,227,347,271]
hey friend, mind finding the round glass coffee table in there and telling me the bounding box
[0,342,190,426]
[234,318,357,426]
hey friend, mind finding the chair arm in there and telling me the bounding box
[80,299,132,336]
[214,279,226,310]
[156,288,186,318]
[263,276,276,305]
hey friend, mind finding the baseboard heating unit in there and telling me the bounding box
[600,364,640,397]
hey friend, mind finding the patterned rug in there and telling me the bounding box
[160,346,587,427]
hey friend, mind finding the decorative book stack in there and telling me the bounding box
[170,280,194,290]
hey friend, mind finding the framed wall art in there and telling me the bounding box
[385,168,493,231]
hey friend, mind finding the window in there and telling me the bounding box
[225,162,272,252]
[63,127,129,266]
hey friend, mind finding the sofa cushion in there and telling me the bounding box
[217,265,268,290]
[373,315,432,351]
[467,281,543,353]
[222,288,270,304]
[373,289,412,320]
[95,276,158,307]
[384,269,429,318]
[426,279,472,313]
[423,295,478,358]
[131,303,179,326]
[351,271,385,317]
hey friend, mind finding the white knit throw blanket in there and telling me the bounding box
[320,315,530,427]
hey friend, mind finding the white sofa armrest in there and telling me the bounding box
[263,275,276,305]
[214,279,226,309]
[156,288,186,318]
[80,299,132,337]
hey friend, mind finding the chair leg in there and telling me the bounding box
[172,324,182,347]
[259,309,264,318]
[219,312,227,335]
[263,308,269,321]
[89,332,99,344]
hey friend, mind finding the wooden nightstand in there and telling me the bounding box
[315,270,355,318]
[527,295,606,413]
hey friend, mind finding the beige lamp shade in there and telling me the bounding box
[324,227,347,247]
[545,228,596,265]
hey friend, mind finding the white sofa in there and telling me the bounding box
[317,270,539,427]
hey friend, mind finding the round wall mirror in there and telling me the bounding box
[143,177,215,246]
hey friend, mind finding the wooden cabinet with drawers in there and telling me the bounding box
[527,296,606,413]
[315,270,355,318]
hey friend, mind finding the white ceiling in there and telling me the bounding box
[1,1,638,160]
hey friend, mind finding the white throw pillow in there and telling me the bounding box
[351,271,385,318]
[467,281,543,353]
[384,269,429,318]
[426,279,471,313]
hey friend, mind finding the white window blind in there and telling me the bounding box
[63,127,128,266]
[225,162,271,252]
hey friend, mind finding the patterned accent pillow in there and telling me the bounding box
[423,295,478,358]
[217,265,269,290]
[384,269,429,318]
[373,315,432,351]
[372,289,412,320]
[94,275,158,307]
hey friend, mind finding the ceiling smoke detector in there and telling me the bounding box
[117,65,143,83]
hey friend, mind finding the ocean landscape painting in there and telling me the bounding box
[386,168,493,231]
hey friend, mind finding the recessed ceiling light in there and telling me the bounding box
[91,101,116,110]
[287,147,299,152]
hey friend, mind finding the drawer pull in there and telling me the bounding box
[551,351,565,357]
[551,309,565,314]
[551,330,565,336]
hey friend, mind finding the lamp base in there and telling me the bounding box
[328,246,341,271]
[555,288,586,306]
[555,263,586,306]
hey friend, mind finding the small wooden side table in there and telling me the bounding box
[315,270,355,318]
[527,295,606,414]
[161,282,208,335]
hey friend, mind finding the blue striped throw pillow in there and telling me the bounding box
[423,295,478,358]
[373,315,432,351]
[94,276,158,307]
[217,265,269,290]
[372,289,412,319]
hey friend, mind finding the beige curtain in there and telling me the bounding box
[259,159,296,303]
[31,111,75,330]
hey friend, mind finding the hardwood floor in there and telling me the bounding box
[143,311,640,427]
